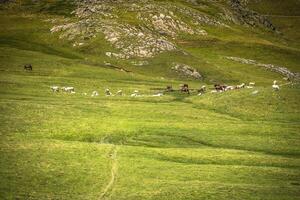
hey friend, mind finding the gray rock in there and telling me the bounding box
[172,63,202,79]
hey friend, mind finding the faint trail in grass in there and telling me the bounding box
[99,145,118,200]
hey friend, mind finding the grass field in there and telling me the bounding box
[0,1,300,199]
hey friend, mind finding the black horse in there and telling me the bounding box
[24,64,32,71]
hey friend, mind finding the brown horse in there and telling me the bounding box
[214,84,226,91]
[180,84,190,94]
[166,86,174,92]
[24,64,32,71]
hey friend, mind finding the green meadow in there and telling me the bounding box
[0,1,300,199]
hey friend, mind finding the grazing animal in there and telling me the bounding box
[105,89,112,96]
[153,93,163,97]
[225,86,235,91]
[246,86,254,89]
[180,84,190,94]
[62,87,75,93]
[131,90,139,97]
[51,86,59,92]
[197,86,206,95]
[116,90,123,96]
[91,91,99,97]
[198,85,206,93]
[272,80,280,91]
[166,86,173,92]
[236,83,245,89]
[24,64,32,71]
[249,82,255,86]
[214,84,226,92]
[252,90,259,95]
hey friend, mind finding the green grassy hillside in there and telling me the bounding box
[0,0,300,199]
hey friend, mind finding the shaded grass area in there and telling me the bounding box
[0,138,112,199]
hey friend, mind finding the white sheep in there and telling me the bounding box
[51,86,59,92]
[225,86,235,91]
[272,80,280,91]
[116,90,123,96]
[62,87,75,93]
[153,93,163,97]
[91,91,99,97]
[249,82,256,86]
[199,85,206,92]
[252,90,259,95]
[131,90,140,97]
[236,83,245,89]
[105,89,112,96]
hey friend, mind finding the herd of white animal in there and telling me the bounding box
[50,81,280,97]
[50,86,162,97]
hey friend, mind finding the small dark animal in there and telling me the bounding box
[24,64,32,71]
[214,84,226,91]
[180,84,190,94]
[166,86,174,92]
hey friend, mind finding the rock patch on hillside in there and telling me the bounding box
[172,63,202,80]
[226,56,300,80]
[228,0,276,31]
[49,0,277,59]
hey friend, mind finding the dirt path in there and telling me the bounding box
[99,145,118,200]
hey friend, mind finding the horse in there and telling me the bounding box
[24,64,32,71]
[180,84,190,94]
[214,84,226,92]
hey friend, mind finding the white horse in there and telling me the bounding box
[272,80,280,91]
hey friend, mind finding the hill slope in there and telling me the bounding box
[0,0,300,199]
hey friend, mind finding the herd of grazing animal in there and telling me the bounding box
[24,64,283,97]
[50,80,281,98]
[51,86,75,93]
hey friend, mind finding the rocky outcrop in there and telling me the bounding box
[49,0,235,59]
[171,63,202,80]
[49,0,276,59]
[228,0,276,31]
[0,0,11,3]
[50,1,210,59]
[139,11,207,37]
[226,56,300,80]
